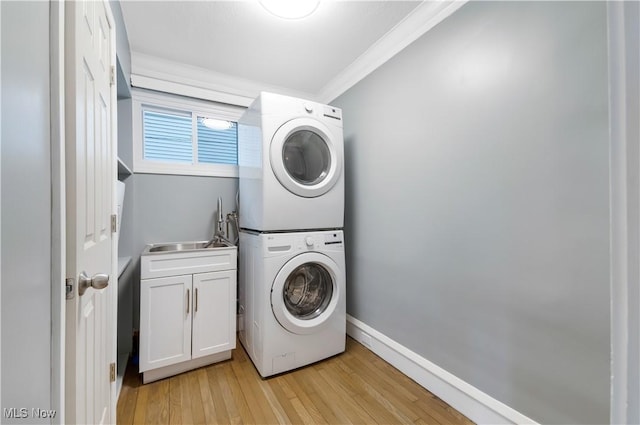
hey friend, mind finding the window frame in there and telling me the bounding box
[132,89,245,178]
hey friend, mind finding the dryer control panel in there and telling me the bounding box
[301,101,342,121]
[323,106,342,121]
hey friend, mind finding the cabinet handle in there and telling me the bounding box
[186,289,190,314]
[195,288,199,312]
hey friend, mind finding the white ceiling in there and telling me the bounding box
[120,1,427,101]
[119,1,468,103]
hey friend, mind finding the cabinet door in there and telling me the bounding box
[192,270,237,359]
[140,275,193,372]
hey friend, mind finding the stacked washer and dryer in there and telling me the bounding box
[237,92,346,377]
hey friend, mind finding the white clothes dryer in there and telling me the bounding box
[238,230,346,377]
[238,92,344,232]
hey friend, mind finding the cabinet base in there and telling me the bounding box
[142,350,232,384]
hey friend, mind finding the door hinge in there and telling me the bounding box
[110,65,115,86]
[111,214,117,233]
[110,362,116,382]
[65,278,75,300]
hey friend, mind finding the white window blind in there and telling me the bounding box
[141,109,239,166]
[196,118,238,165]
[143,110,193,163]
[133,89,244,178]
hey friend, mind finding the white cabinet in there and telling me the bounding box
[192,270,236,358]
[140,275,192,372]
[139,245,237,383]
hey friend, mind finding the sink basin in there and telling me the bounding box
[143,239,234,254]
[141,239,237,279]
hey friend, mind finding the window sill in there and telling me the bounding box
[133,161,239,178]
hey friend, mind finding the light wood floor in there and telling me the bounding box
[117,337,473,425]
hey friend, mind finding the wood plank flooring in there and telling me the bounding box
[117,337,473,425]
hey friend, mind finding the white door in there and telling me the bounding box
[192,270,237,359]
[65,0,116,424]
[271,253,342,334]
[139,275,193,372]
[269,118,343,198]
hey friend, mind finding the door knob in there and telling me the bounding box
[78,271,109,296]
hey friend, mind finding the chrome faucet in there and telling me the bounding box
[204,196,233,247]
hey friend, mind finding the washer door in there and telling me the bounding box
[271,252,340,335]
[270,118,342,198]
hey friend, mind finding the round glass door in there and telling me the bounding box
[270,118,342,198]
[282,130,331,186]
[271,252,341,334]
[283,263,333,319]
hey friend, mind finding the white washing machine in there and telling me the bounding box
[238,92,344,232]
[238,230,346,377]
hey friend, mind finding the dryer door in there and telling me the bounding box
[270,118,342,198]
[271,252,341,334]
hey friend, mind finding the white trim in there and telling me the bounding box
[346,315,538,425]
[106,0,119,421]
[0,0,3,414]
[50,1,66,423]
[608,1,640,423]
[133,88,245,121]
[131,74,254,108]
[317,0,468,103]
[608,3,629,422]
[131,88,244,178]
[134,162,239,178]
[130,52,316,106]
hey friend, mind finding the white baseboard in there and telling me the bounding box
[346,315,538,425]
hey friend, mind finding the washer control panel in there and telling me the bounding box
[264,230,343,252]
[296,231,343,250]
[323,232,342,246]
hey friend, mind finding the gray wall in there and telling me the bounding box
[115,86,240,355]
[117,98,134,356]
[333,2,609,424]
[119,173,238,334]
[118,99,133,169]
[1,1,52,422]
[115,93,239,351]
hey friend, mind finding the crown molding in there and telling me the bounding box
[130,52,316,107]
[129,1,466,106]
[317,0,468,103]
